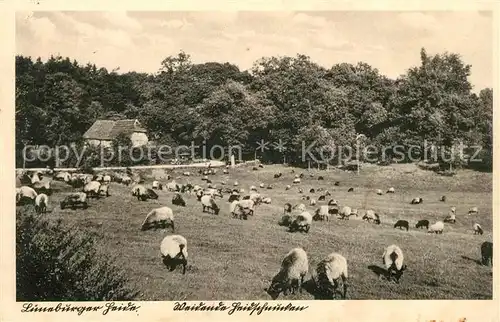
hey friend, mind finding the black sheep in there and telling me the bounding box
[172,193,186,207]
[347,187,354,192]
[394,220,409,231]
[481,241,493,266]
[415,219,429,229]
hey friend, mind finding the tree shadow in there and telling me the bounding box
[461,255,482,266]
[301,278,345,300]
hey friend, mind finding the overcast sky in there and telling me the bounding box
[15,11,493,92]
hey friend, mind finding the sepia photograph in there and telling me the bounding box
[13,9,494,304]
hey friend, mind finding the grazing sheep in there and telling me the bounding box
[309,198,317,206]
[223,169,228,174]
[362,210,380,225]
[201,175,209,181]
[309,188,315,193]
[183,171,191,176]
[166,180,178,192]
[473,223,483,235]
[34,193,49,214]
[318,195,326,201]
[440,195,446,202]
[394,220,409,231]
[285,185,291,191]
[293,178,301,184]
[339,206,356,220]
[468,206,479,215]
[160,235,188,274]
[428,221,444,234]
[141,206,175,231]
[229,200,240,218]
[250,193,262,206]
[252,167,259,171]
[121,175,132,186]
[298,188,303,194]
[444,207,456,223]
[278,214,295,227]
[328,199,338,206]
[318,176,324,180]
[200,195,220,215]
[103,175,111,184]
[233,181,239,186]
[415,219,429,229]
[262,197,272,204]
[334,181,340,186]
[60,192,88,210]
[98,184,110,197]
[132,185,158,201]
[83,181,101,199]
[55,171,71,182]
[266,184,273,190]
[204,188,223,199]
[299,173,304,178]
[172,193,186,207]
[314,253,348,299]
[250,185,257,192]
[17,186,38,205]
[274,172,282,178]
[265,248,309,299]
[293,203,306,212]
[386,187,395,194]
[347,187,354,192]
[289,211,312,233]
[32,180,53,196]
[481,241,493,266]
[283,203,292,214]
[314,205,331,221]
[376,189,383,195]
[235,199,255,219]
[259,164,264,168]
[382,245,407,283]
[410,197,423,204]
[259,183,265,188]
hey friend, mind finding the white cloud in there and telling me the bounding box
[101,12,143,32]
[292,12,328,29]
[397,12,439,32]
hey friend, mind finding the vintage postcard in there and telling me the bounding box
[0,0,498,322]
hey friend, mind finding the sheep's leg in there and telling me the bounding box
[341,275,348,299]
[299,274,305,294]
[171,221,175,233]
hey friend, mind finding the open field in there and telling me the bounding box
[16,163,493,300]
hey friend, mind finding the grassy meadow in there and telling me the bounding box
[16,163,493,300]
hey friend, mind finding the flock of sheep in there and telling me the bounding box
[15,164,493,300]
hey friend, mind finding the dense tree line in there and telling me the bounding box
[15,48,493,171]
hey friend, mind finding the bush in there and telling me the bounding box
[16,207,139,301]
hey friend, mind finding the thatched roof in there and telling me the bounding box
[83,119,147,140]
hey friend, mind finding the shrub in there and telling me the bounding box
[16,207,139,301]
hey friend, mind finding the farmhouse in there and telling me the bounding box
[83,119,148,148]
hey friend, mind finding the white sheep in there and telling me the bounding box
[262,197,272,204]
[34,193,49,214]
[473,223,484,235]
[160,235,188,274]
[83,181,101,199]
[18,185,38,201]
[250,185,258,192]
[229,200,240,217]
[259,183,265,188]
[183,171,191,176]
[103,174,111,184]
[60,192,88,210]
[265,248,309,299]
[166,180,178,191]
[382,245,407,283]
[141,206,175,231]
[236,199,255,219]
[98,184,110,197]
[289,211,312,233]
[314,205,330,221]
[362,209,380,224]
[285,185,291,191]
[250,193,262,205]
[200,195,220,215]
[339,206,357,220]
[376,189,383,195]
[293,178,301,184]
[428,221,444,234]
[468,206,479,215]
[309,198,317,206]
[152,180,161,189]
[55,171,71,182]
[386,187,395,193]
[444,207,456,223]
[233,181,239,186]
[313,252,348,299]
[294,203,306,212]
